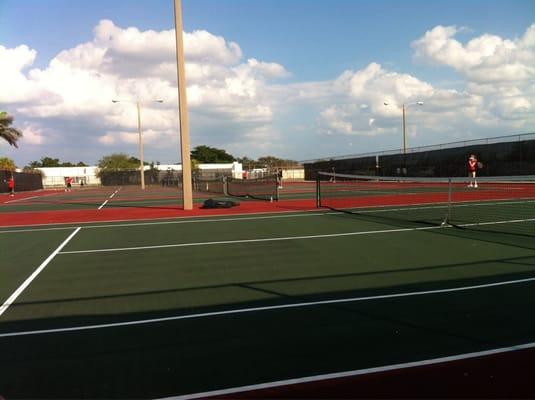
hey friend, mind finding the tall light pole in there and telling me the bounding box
[384,101,424,154]
[174,0,193,210]
[112,99,163,189]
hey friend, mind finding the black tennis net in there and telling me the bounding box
[316,172,535,234]
[226,176,279,201]
[193,176,279,201]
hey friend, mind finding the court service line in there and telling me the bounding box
[60,225,445,254]
[164,341,535,400]
[1,274,535,338]
[57,217,535,255]
[0,227,81,318]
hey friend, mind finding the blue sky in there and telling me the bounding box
[1,0,534,166]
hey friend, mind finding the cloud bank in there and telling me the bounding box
[0,20,534,165]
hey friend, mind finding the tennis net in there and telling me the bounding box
[193,177,226,196]
[316,172,535,234]
[193,176,279,201]
[226,176,279,201]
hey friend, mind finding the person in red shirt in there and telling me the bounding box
[8,176,15,196]
[468,154,478,188]
[65,176,73,192]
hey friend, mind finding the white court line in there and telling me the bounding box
[0,212,329,234]
[5,195,45,204]
[1,275,535,338]
[1,197,532,231]
[0,209,324,232]
[0,227,81,318]
[59,225,444,255]
[97,200,109,210]
[97,188,120,210]
[57,217,535,256]
[4,191,61,204]
[163,341,535,400]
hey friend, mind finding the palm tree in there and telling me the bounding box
[0,112,23,148]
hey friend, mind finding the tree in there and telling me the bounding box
[127,156,149,166]
[0,112,23,148]
[27,157,88,168]
[98,153,139,171]
[191,145,235,163]
[191,158,200,171]
[37,157,61,167]
[0,157,16,170]
[236,156,257,169]
[257,156,299,169]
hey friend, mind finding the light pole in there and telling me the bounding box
[112,99,163,189]
[174,0,193,210]
[384,101,423,154]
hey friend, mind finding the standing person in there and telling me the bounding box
[330,166,336,183]
[65,176,73,192]
[277,168,283,189]
[8,175,15,196]
[468,154,478,188]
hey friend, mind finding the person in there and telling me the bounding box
[468,154,479,188]
[277,168,283,189]
[80,180,84,188]
[330,166,336,183]
[65,176,73,192]
[8,176,15,196]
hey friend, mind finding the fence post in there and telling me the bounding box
[316,172,321,208]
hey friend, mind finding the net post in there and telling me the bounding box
[223,176,228,196]
[316,172,321,208]
[442,177,452,226]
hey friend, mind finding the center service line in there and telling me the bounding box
[98,188,120,210]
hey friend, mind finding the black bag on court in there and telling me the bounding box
[201,198,239,209]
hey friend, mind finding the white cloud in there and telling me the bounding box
[98,134,116,145]
[0,20,534,165]
[0,45,40,103]
[412,23,535,85]
[0,19,287,154]
[21,124,45,145]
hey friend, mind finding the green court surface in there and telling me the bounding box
[1,206,535,398]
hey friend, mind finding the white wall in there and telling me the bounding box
[38,166,100,187]
[37,162,245,186]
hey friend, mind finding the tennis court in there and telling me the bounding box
[1,178,535,398]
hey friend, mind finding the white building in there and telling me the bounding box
[38,166,100,187]
[37,162,244,187]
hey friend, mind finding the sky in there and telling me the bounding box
[1,0,534,167]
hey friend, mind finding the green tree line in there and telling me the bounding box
[2,145,300,172]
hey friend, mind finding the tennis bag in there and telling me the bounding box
[201,198,239,209]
